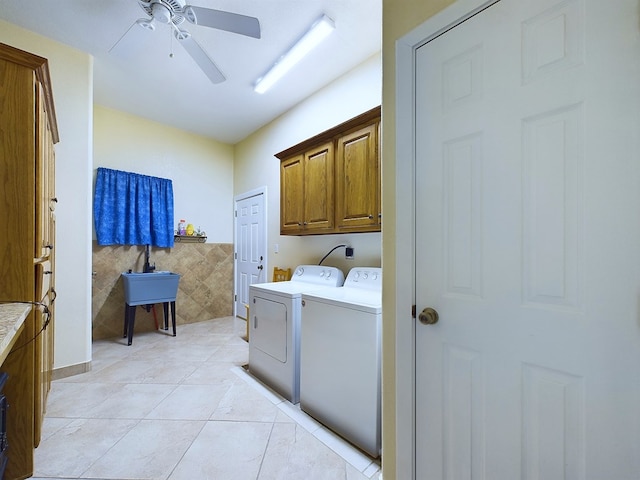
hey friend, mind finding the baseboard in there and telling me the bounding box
[52,361,91,381]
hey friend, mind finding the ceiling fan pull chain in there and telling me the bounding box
[169,25,174,58]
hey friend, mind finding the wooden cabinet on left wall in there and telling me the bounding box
[0,42,59,480]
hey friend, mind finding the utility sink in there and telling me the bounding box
[121,271,180,306]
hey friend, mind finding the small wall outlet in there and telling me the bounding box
[345,247,354,259]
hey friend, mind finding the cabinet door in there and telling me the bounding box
[35,84,53,259]
[280,155,305,233]
[33,289,51,447]
[335,123,380,231]
[303,142,334,232]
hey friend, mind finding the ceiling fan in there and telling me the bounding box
[112,0,261,84]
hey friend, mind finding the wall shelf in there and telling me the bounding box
[174,235,207,243]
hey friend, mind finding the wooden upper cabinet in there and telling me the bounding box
[335,123,379,231]
[276,106,381,236]
[280,143,335,234]
[303,142,334,232]
[280,155,305,233]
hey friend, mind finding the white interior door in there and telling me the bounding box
[234,189,267,318]
[414,0,640,478]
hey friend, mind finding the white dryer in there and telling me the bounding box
[248,265,345,403]
[300,267,382,458]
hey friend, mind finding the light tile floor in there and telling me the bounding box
[32,316,381,480]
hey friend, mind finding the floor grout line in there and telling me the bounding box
[231,365,381,477]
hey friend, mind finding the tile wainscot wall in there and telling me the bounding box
[92,241,234,340]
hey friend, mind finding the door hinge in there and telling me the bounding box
[235,210,237,217]
[411,304,416,318]
[234,252,237,259]
[234,294,237,301]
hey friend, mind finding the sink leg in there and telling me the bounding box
[123,304,128,338]
[163,303,169,331]
[171,301,176,337]
[126,305,136,346]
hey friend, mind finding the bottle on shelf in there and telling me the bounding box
[178,220,186,236]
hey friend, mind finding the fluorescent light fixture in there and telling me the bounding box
[254,14,335,94]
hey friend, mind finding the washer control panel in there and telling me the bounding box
[344,267,382,291]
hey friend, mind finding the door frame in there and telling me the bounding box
[233,186,268,318]
[394,1,499,478]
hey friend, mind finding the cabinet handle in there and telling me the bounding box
[51,197,58,203]
[303,222,308,226]
[368,214,374,219]
[45,243,54,250]
[51,288,57,303]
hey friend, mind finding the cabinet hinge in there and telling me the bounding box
[411,304,416,318]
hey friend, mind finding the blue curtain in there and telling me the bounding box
[94,167,174,247]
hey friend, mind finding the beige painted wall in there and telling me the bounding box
[93,105,235,243]
[0,20,93,371]
[381,1,456,478]
[234,53,383,274]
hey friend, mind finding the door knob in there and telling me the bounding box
[418,307,439,325]
[257,265,263,270]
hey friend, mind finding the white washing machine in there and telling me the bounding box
[248,265,345,403]
[300,267,382,458]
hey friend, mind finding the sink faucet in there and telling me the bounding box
[143,245,156,273]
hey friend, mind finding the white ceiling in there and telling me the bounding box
[0,0,381,144]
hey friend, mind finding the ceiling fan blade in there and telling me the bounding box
[109,18,156,58]
[177,33,226,84]
[184,6,261,39]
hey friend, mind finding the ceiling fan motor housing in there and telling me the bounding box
[138,0,187,26]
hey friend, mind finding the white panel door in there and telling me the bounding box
[415,0,640,478]
[234,191,266,317]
